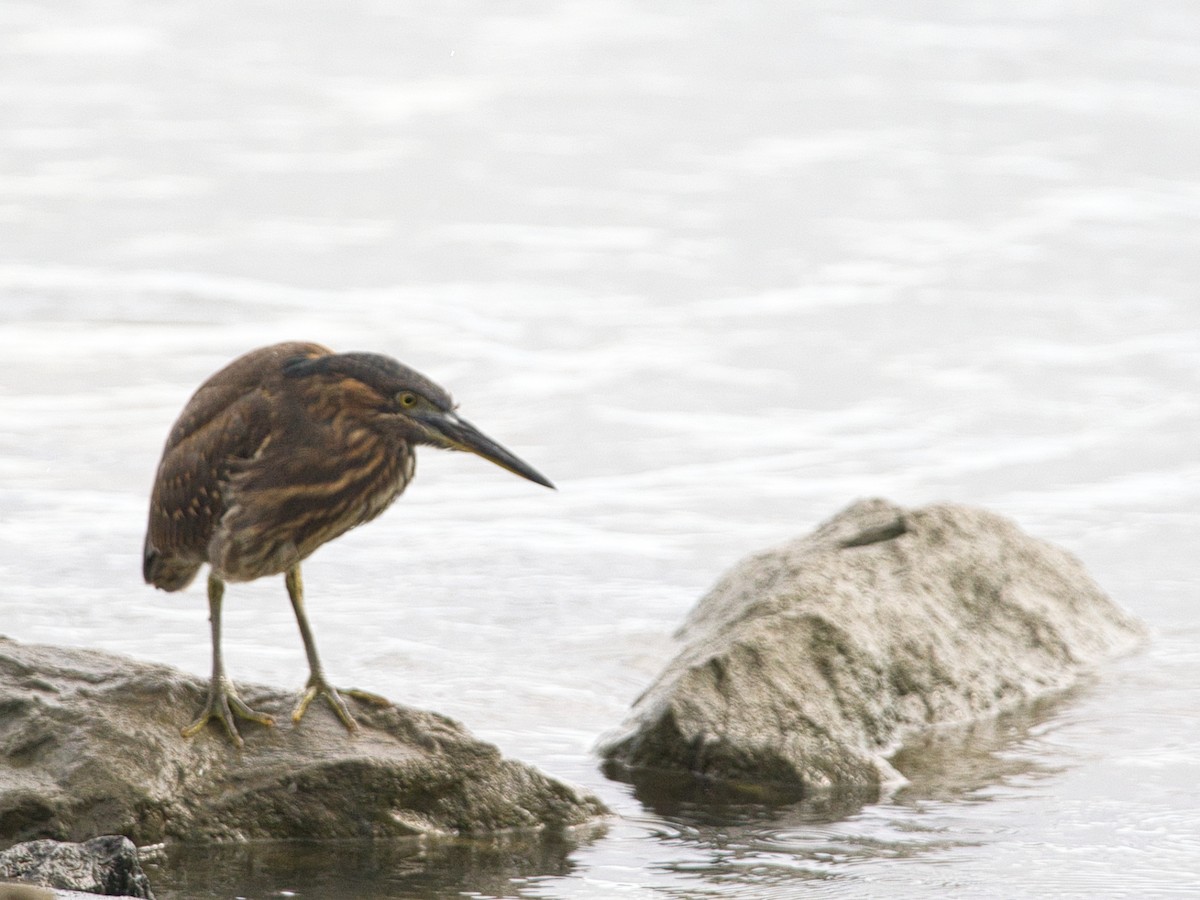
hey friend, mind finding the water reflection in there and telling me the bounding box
[149,826,605,900]
[592,691,1082,897]
[603,761,868,827]
[887,688,1078,804]
[608,687,1075,826]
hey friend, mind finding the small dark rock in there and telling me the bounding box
[0,835,152,898]
[600,499,1145,797]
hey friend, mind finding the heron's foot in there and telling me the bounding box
[182,678,276,748]
[292,675,368,733]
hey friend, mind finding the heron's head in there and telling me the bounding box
[283,351,554,488]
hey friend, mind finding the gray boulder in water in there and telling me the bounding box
[600,499,1144,796]
[0,638,607,845]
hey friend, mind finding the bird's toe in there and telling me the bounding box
[292,678,360,733]
[182,678,276,747]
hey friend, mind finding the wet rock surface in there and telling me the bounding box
[0,638,607,846]
[0,835,151,898]
[600,499,1145,796]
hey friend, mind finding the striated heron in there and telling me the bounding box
[143,341,553,746]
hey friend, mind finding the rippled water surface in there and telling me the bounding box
[2,1,1199,898]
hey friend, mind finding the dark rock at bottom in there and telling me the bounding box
[0,835,152,898]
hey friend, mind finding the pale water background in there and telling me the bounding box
[1,1,1199,898]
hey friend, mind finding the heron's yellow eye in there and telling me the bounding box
[398,392,418,409]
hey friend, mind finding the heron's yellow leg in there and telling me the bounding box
[182,573,275,747]
[285,565,364,732]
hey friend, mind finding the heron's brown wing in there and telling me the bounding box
[160,342,330,453]
[143,342,331,589]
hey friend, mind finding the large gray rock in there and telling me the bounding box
[0,836,152,898]
[600,499,1145,796]
[0,639,606,844]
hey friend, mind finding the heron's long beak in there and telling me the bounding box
[421,412,555,489]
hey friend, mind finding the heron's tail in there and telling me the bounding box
[142,534,201,591]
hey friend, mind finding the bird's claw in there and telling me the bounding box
[292,676,362,733]
[182,678,276,747]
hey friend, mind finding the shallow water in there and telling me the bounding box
[2,1,1199,897]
